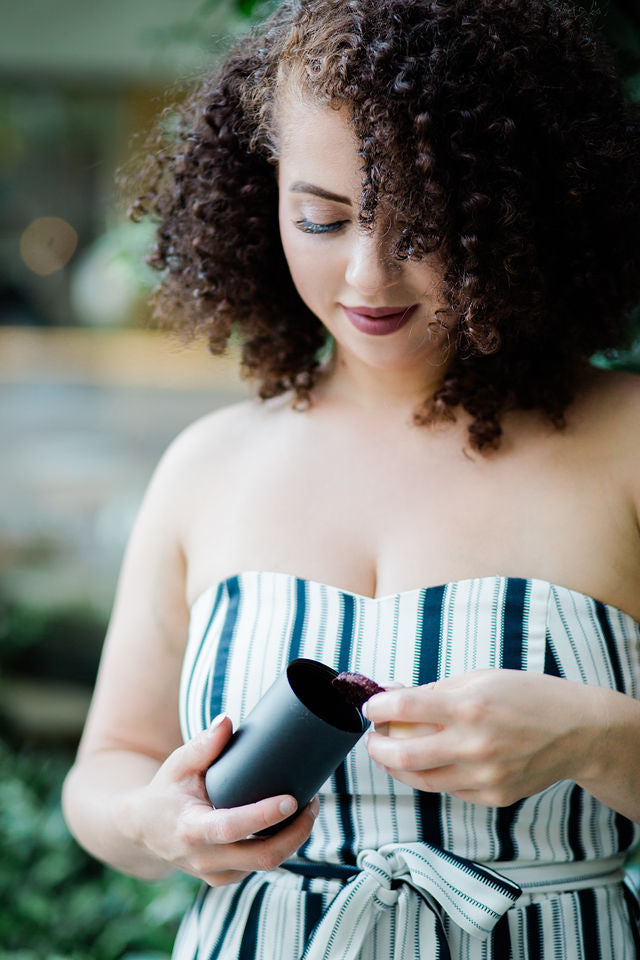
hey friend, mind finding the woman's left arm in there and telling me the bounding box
[364,670,640,824]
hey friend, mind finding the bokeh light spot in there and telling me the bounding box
[20,217,78,276]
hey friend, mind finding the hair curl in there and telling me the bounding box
[127,0,640,450]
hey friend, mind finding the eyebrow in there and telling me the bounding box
[289,181,352,206]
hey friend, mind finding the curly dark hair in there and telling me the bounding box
[128,0,640,450]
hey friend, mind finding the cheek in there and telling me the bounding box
[411,260,446,301]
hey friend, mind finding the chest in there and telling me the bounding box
[184,415,638,617]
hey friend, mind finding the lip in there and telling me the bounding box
[342,304,418,335]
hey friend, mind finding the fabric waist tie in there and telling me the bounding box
[483,854,626,896]
[279,845,627,960]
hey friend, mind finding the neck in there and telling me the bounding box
[318,342,450,418]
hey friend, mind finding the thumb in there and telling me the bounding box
[171,713,233,777]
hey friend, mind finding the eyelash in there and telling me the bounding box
[294,216,347,235]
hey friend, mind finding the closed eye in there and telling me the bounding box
[294,216,347,235]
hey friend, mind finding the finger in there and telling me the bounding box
[387,721,442,738]
[249,796,321,847]
[206,792,321,847]
[167,715,233,778]
[196,797,321,875]
[367,727,458,772]
[363,685,453,725]
[380,764,468,795]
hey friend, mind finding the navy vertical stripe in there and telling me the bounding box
[567,784,586,860]
[185,582,224,738]
[335,592,356,864]
[303,892,325,948]
[615,812,636,852]
[237,883,268,960]
[416,791,443,847]
[496,581,526,859]
[544,631,563,677]
[336,593,355,673]
[492,913,512,960]
[206,875,254,960]
[288,578,307,661]
[205,577,240,727]
[577,888,602,960]
[496,800,523,861]
[414,585,445,684]
[524,901,543,960]
[434,913,451,960]
[415,585,445,846]
[502,577,526,671]
[333,762,356,865]
[595,601,625,693]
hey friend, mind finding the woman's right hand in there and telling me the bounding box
[118,713,320,887]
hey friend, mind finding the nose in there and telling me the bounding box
[344,226,402,296]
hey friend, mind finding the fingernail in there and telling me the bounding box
[362,701,370,719]
[280,797,297,816]
[310,796,320,817]
[210,713,227,729]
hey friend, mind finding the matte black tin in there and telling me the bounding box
[205,658,368,836]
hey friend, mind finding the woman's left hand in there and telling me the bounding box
[364,670,604,806]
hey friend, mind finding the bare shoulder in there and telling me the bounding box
[163,397,262,460]
[146,393,301,539]
[572,367,640,508]
[167,393,292,460]
[153,394,291,491]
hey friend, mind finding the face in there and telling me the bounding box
[276,95,449,376]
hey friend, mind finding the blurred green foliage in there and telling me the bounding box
[0,600,106,686]
[224,0,278,21]
[0,737,198,960]
[592,307,640,374]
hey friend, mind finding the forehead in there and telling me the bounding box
[276,94,363,194]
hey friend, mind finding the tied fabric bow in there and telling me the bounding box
[300,842,521,960]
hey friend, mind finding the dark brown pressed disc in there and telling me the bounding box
[332,672,385,709]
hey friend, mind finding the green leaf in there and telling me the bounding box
[623,73,640,101]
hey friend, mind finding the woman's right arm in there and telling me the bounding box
[62,419,319,885]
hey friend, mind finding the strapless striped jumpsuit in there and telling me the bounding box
[173,571,640,959]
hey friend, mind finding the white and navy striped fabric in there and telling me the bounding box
[174,572,640,959]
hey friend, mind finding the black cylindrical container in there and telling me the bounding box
[205,658,368,836]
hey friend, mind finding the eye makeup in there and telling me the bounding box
[294,216,346,234]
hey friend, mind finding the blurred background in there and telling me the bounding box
[0,1,639,957]
[0,2,260,957]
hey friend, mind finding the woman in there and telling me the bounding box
[62,0,640,956]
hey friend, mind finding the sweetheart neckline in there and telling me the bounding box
[190,570,640,628]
